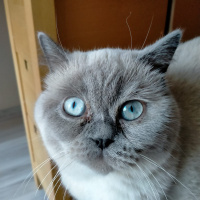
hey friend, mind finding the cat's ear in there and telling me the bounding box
[38,32,68,72]
[139,30,182,73]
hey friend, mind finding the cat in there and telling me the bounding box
[35,30,200,200]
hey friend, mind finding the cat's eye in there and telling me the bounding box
[63,97,86,117]
[121,100,143,121]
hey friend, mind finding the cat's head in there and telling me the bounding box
[35,30,181,174]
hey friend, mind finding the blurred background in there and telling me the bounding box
[0,0,200,200]
[0,1,45,199]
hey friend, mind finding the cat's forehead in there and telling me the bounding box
[45,48,165,113]
[67,49,164,107]
[70,48,138,68]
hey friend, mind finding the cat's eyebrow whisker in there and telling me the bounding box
[142,163,168,200]
[123,16,154,84]
[140,154,198,200]
[55,13,68,59]
[141,16,154,50]
[126,12,133,50]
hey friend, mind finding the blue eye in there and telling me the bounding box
[121,101,143,121]
[63,97,86,117]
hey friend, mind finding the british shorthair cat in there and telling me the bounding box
[35,30,200,200]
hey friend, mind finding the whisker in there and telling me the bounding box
[142,163,168,200]
[45,160,74,200]
[140,154,177,182]
[124,171,134,199]
[34,152,67,196]
[44,160,67,200]
[140,154,198,200]
[126,12,133,49]
[47,176,62,200]
[124,166,149,200]
[55,12,68,59]
[108,149,151,199]
[35,163,58,197]
[12,151,65,199]
[53,179,63,200]
[141,16,154,49]
[63,189,67,200]
[135,162,160,200]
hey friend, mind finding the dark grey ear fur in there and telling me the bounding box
[139,30,182,73]
[38,32,68,72]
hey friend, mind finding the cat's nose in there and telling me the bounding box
[92,138,114,150]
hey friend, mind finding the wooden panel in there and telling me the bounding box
[170,0,200,41]
[28,116,71,200]
[29,0,57,95]
[6,0,31,59]
[27,116,54,198]
[5,0,70,199]
[4,0,39,187]
[27,1,71,198]
[55,0,168,51]
[17,53,36,121]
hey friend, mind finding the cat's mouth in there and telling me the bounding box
[83,150,114,174]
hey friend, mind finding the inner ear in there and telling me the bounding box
[38,32,69,72]
[139,30,182,73]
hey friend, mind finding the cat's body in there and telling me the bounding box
[35,31,200,200]
[166,37,200,199]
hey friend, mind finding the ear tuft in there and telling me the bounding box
[140,29,182,73]
[37,32,68,72]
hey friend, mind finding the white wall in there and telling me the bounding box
[0,1,20,110]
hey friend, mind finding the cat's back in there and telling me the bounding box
[167,37,200,199]
[167,37,200,126]
[168,36,200,83]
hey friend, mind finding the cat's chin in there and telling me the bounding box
[83,154,114,175]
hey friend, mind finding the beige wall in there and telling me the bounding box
[0,1,19,110]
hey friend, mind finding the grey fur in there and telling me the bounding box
[35,30,200,200]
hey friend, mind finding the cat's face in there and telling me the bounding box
[35,30,181,174]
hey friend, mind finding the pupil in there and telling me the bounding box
[72,101,76,109]
[130,106,134,112]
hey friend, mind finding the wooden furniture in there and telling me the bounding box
[4,0,68,199]
[4,0,200,199]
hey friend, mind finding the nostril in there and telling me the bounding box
[92,138,114,150]
[95,139,103,149]
[104,139,114,148]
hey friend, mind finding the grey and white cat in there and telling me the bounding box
[35,30,200,200]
